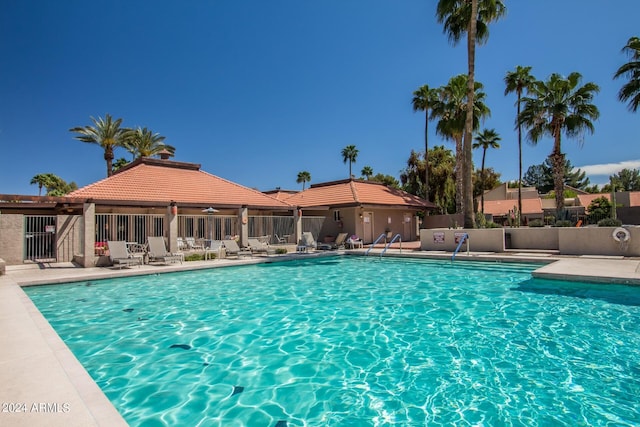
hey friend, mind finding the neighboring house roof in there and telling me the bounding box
[629,192,640,207]
[67,157,292,209]
[482,198,543,216]
[284,179,436,209]
[577,193,611,209]
[263,189,299,200]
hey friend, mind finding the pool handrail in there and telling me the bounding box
[380,234,402,257]
[451,233,469,261]
[365,233,388,255]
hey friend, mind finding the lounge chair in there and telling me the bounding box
[185,237,204,250]
[223,239,252,258]
[177,237,189,251]
[204,240,224,260]
[146,236,183,264]
[248,238,275,255]
[274,234,288,244]
[297,232,317,252]
[318,232,348,250]
[107,240,143,268]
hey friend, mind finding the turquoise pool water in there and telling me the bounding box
[25,257,640,426]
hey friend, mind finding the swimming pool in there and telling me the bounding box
[25,257,640,426]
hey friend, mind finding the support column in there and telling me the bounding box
[167,203,179,253]
[82,202,96,268]
[295,208,302,244]
[239,207,248,247]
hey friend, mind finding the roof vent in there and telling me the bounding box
[157,149,173,160]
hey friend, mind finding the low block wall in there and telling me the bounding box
[559,227,640,257]
[421,228,505,252]
[505,227,558,250]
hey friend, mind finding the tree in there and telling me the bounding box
[122,127,174,159]
[30,173,55,196]
[613,36,640,112]
[587,196,612,223]
[519,72,600,214]
[473,167,501,199]
[296,171,311,190]
[610,168,640,191]
[370,173,400,188]
[436,0,506,228]
[504,65,535,223]
[112,158,129,172]
[360,166,374,180]
[69,114,127,177]
[523,157,591,194]
[341,145,358,178]
[30,173,76,196]
[401,146,456,214]
[433,74,489,213]
[473,128,501,213]
[412,84,439,201]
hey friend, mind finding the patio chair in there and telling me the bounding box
[297,232,317,252]
[177,237,189,251]
[248,238,275,255]
[185,236,204,250]
[107,240,142,268]
[222,239,252,258]
[146,236,183,264]
[317,232,348,250]
[274,234,287,244]
[346,235,364,249]
[204,240,224,260]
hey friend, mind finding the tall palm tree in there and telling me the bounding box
[30,173,55,196]
[296,171,311,190]
[361,166,373,180]
[519,72,600,215]
[69,114,126,177]
[504,65,535,224]
[614,36,640,112]
[341,145,359,178]
[473,128,501,214]
[436,0,506,228]
[122,127,174,159]
[412,84,439,201]
[433,74,490,213]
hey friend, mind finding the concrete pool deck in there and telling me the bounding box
[1,250,639,426]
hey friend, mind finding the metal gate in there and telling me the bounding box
[24,215,57,262]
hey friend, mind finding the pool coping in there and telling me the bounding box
[1,250,639,426]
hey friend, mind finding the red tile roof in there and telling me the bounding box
[68,158,292,209]
[577,193,611,209]
[482,198,543,216]
[284,179,436,209]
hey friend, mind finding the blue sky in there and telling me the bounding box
[1,0,639,196]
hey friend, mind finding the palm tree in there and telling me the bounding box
[69,114,127,177]
[436,0,506,228]
[614,36,640,112]
[519,72,600,215]
[341,145,359,178]
[122,127,174,159]
[433,74,490,213]
[361,166,373,180]
[473,128,501,214]
[504,65,535,225]
[296,171,311,190]
[412,84,439,200]
[30,173,55,196]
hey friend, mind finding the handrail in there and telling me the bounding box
[451,233,469,262]
[365,233,387,255]
[380,233,402,256]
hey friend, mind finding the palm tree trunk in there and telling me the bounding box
[455,135,463,213]
[552,131,565,217]
[481,149,486,214]
[517,90,522,226]
[424,112,429,201]
[462,0,478,228]
[104,147,114,177]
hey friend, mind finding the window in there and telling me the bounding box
[333,210,341,222]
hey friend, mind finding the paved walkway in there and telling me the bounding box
[1,250,639,426]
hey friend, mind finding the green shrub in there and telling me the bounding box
[485,221,501,228]
[597,218,622,227]
[554,220,572,227]
[275,248,288,255]
[184,253,206,261]
[528,219,544,227]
